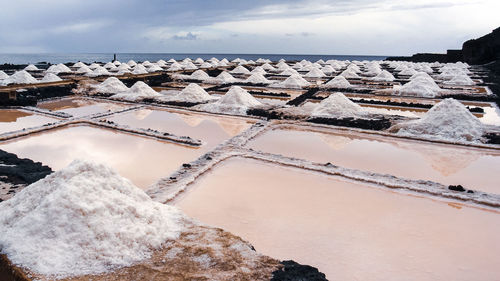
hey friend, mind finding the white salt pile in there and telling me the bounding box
[168,83,214,103]
[0,160,183,278]
[0,70,9,80]
[391,98,484,142]
[245,73,271,84]
[92,77,129,94]
[396,76,442,98]
[46,63,72,74]
[208,71,238,84]
[322,76,352,88]
[88,63,101,70]
[86,66,111,77]
[132,64,148,75]
[127,60,137,67]
[104,62,115,69]
[398,67,417,76]
[72,62,86,68]
[371,70,395,82]
[196,86,261,115]
[304,68,326,78]
[40,73,62,83]
[443,74,475,86]
[312,92,366,119]
[190,70,210,81]
[76,65,93,74]
[230,65,251,75]
[0,70,38,85]
[271,74,310,89]
[24,64,39,71]
[147,64,163,72]
[111,81,160,101]
[339,69,360,79]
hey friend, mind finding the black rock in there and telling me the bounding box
[182,163,191,168]
[271,260,328,281]
[448,185,466,192]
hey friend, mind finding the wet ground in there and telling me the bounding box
[0,109,60,134]
[175,157,500,281]
[37,97,128,117]
[248,127,500,194]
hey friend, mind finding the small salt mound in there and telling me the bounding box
[194,58,204,64]
[171,83,213,103]
[147,64,163,72]
[190,70,210,80]
[132,64,148,75]
[182,62,198,70]
[230,65,251,75]
[410,72,433,80]
[117,63,131,70]
[339,69,360,79]
[0,160,183,278]
[311,92,365,118]
[103,62,115,69]
[398,67,417,76]
[111,81,160,101]
[443,74,475,86]
[200,62,213,68]
[261,63,276,71]
[0,70,38,85]
[40,73,62,83]
[271,74,310,89]
[251,66,267,75]
[321,65,335,75]
[371,70,395,82]
[86,66,111,77]
[24,64,39,71]
[167,62,183,71]
[127,60,137,67]
[245,73,271,84]
[0,70,9,80]
[304,68,325,78]
[208,71,238,84]
[72,62,86,68]
[392,98,484,142]
[196,86,261,115]
[396,76,442,98]
[76,65,93,74]
[279,68,299,76]
[46,63,72,74]
[88,63,101,69]
[92,77,128,94]
[322,76,352,88]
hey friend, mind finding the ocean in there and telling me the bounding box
[0,53,387,65]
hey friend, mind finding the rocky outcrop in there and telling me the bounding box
[462,27,500,64]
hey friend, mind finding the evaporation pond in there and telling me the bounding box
[0,109,59,134]
[37,97,129,117]
[248,128,500,194]
[107,108,254,149]
[0,126,205,188]
[175,157,500,281]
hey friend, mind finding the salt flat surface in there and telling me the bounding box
[176,157,500,281]
[0,109,59,134]
[248,128,500,194]
[37,98,128,117]
[0,126,205,188]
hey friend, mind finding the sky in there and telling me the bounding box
[0,0,499,56]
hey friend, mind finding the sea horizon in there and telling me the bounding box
[0,53,389,65]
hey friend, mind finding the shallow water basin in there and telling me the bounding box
[175,157,500,281]
[248,127,500,194]
[37,97,129,117]
[0,109,59,134]
[107,108,254,150]
[0,125,205,188]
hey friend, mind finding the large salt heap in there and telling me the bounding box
[40,73,62,83]
[196,86,262,115]
[271,74,310,89]
[245,73,271,84]
[391,98,484,142]
[92,77,129,94]
[0,70,9,80]
[0,70,38,85]
[396,76,442,98]
[111,81,160,101]
[322,76,352,88]
[0,160,183,278]
[169,83,214,103]
[311,92,366,119]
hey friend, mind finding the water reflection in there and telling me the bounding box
[248,128,500,194]
[38,98,128,117]
[0,125,204,188]
[0,109,59,134]
[176,157,500,281]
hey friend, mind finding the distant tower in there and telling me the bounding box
[113,54,117,62]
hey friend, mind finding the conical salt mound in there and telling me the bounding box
[0,70,9,80]
[0,160,183,278]
[371,70,395,82]
[323,76,352,88]
[391,98,484,142]
[111,81,160,101]
[92,77,129,94]
[245,73,271,84]
[271,74,310,89]
[174,83,213,103]
[397,77,441,98]
[312,92,365,118]
[24,64,39,71]
[443,74,474,86]
[218,86,261,107]
[1,70,38,85]
[190,70,209,80]
[40,73,62,83]
[304,68,325,78]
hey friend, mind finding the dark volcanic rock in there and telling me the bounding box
[0,83,76,106]
[271,260,328,281]
[448,185,466,192]
[308,116,392,131]
[0,149,53,187]
[462,27,500,65]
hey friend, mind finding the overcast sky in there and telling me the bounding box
[0,0,499,55]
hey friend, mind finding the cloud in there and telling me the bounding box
[171,32,200,40]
